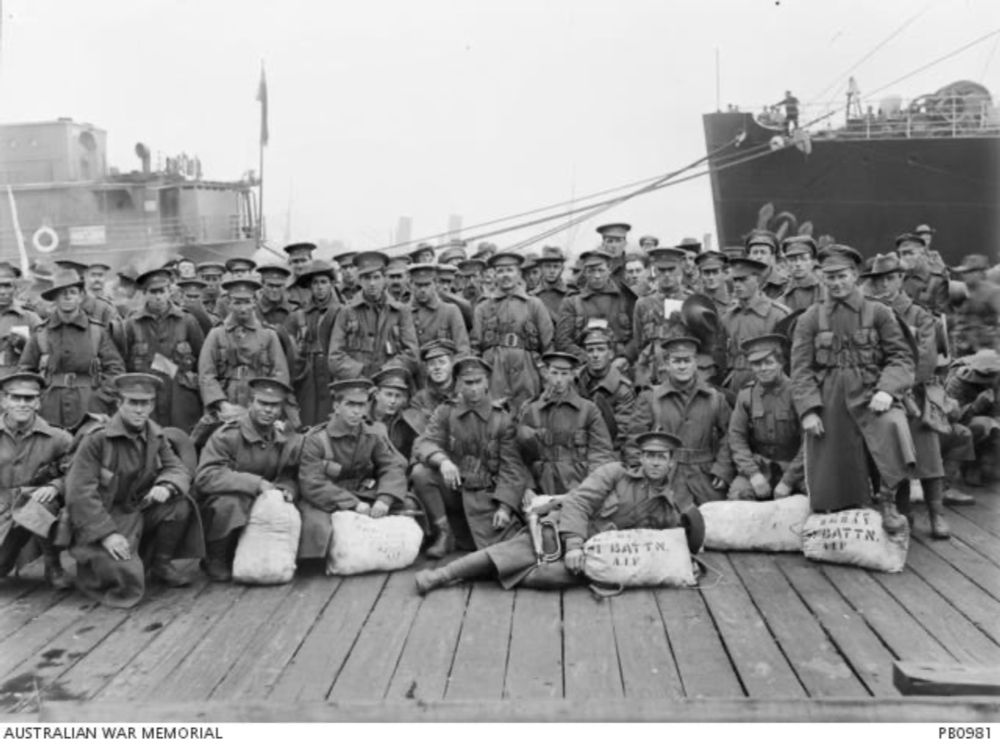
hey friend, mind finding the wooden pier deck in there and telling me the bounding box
[2,490,999,722]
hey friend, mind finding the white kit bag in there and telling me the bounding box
[326,510,423,575]
[582,528,697,588]
[233,489,301,585]
[801,508,909,573]
[700,494,811,552]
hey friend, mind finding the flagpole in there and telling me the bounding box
[258,123,265,250]
[257,60,268,250]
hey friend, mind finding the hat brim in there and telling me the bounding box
[40,280,84,301]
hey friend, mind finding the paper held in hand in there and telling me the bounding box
[663,298,683,318]
[151,352,179,378]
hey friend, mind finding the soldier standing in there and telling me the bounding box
[556,249,636,363]
[175,278,216,334]
[576,322,636,456]
[780,236,825,311]
[472,251,554,410]
[595,222,631,279]
[334,251,360,302]
[949,254,1000,355]
[408,263,470,355]
[257,263,299,327]
[282,242,317,309]
[409,242,436,265]
[532,245,570,322]
[898,232,949,314]
[516,351,615,494]
[790,246,916,534]
[676,238,703,292]
[0,262,41,377]
[435,264,474,330]
[727,334,804,500]
[195,377,300,582]
[80,261,126,351]
[66,374,197,607]
[632,247,690,367]
[195,262,226,317]
[328,251,420,382]
[18,269,125,430]
[745,232,788,300]
[521,253,542,293]
[386,256,412,303]
[0,372,74,589]
[696,251,732,313]
[124,269,205,433]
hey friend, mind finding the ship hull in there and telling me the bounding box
[703,111,1000,263]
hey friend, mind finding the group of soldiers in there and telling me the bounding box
[0,218,996,603]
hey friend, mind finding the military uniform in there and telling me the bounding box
[296,416,409,559]
[471,288,553,410]
[903,266,950,315]
[781,275,825,312]
[327,295,420,381]
[632,287,691,360]
[576,364,635,455]
[533,278,571,322]
[81,293,126,351]
[516,387,615,494]
[556,282,636,362]
[0,302,41,377]
[198,314,291,410]
[760,266,789,301]
[439,290,474,330]
[721,294,790,390]
[702,285,733,314]
[950,280,1000,356]
[410,294,471,355]
[286,297,341,427]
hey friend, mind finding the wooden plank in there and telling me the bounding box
[776,556,901,697]
[820,564,955,664]
[894,661,1000,696]
[155,582,297,701]
[0,585,68,641]
[37,697,1000,723]
[93,582,245,701]
[0,576,44,605]
[503,588,563,700]
[328,570,423,702]
[731,554,868,697]
[210,574,343,701]
[904,540,1000,645]
[385,584,469,702]
[946,501,1000,537]
[944,510,1000,567]
[0,593,95,678]
[697,553,805,698]
[268,572,388,703]
[562,589,623,699]
[50,582,209,703]
[912,530,1000,602]
[871,569,1000,666]
[653,585,744,698]
[609,590,684,699]
[444,582,514,701]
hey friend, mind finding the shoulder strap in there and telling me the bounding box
[861,297,876,329]
[817,302,830,333]
[88,322,102,356]
[36,325,49,355]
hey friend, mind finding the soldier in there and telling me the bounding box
[78,261,126,351]
[532,245,570,322]
[369,365,424,459]
[386,256,412,303]
[328,251,420,381]
[727,334,804,500]
[437,240,467,267]
[898,232,949,314]
[113,264,142,320]
[721,257,790,391]
[124,269,205,433]
[0,372,74,589]
[414,430,703,594]
[780,236,825,311]
[283,242,317,309]
[0,262,41,377]
[595,222,631,278]
[408,242,436,265]
[412,339,457,415]
[411,356,527,555]
[576,321,636,456]
[632,247,691,365]
[18,269,125,430]
[696,251,732,313]
[286,260,341,427]
[195,377,300,582]
[949,254,1000,356]
[627,336,733,508]
[676,238,703,292]
[516,351,615,494]
[621,251,651,296]
[197,278,291,424]
[864,253,950,538]
[556,249,635,364]
[409,263,471,355]
[472,251,554,410]
[334,251,360,302]
[196,262,226,316]
[639,235,659,250]
[176,278,216,335]
[65,374,197,607]
[521,253,542,292]
[745,231,788,300]
[945,349,1000,486]
[435,264,474,330]
[790,245,916,534]
[256,263,299,327]
[458,258,486,305]
[210,258,258,320]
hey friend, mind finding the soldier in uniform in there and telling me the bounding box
[576,321,636,456]
[295,377,416,558]
[632,246,691,366]
[516,351,615,494]
[556,249,636,364]
[864,253,951,538]
[721,257,790,392]
[780,236,824,311]
[532,245,571,322]
[0,372,74,589]
[898,232,949,314]
[66,374,197,607]
[945,349,1000,486]
[409,242,436,265]
[0,262,41,377]
[195,377,300,582]
[196,262,226,316]
[745,231,788,300]
[386,256,412,303]
[210,258,258,320]
[283,242,317,309]
[458,258,486,305]
[328,251,420,381]
[949,254,1000,355]
[256,263,299,327]
[435,264,474,330]
[408,263,470,356]
[411,356,527,555]
[696,251,732,313]
[790,246,916,534]
[368,366,424,460]
[334,251,360,302]
[727,334,804,500]
[621,252,651,297]
[176,278,217,334]
[18,269,125,430]
[197,278,291,426]
[595,222,631,278]
[521,253,542,293]
[437,240,467,267]
[285,260,341,427]
[626,336,733,508]
[472,251,554,411]
[412,339,457,415]
[124,269,205,433]
[676,238,703,292]
[414,430,703,595]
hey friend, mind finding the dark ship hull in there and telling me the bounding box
[703,109,1000,263]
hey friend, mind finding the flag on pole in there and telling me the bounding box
[257,63,269,147]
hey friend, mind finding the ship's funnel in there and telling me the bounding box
[135,142,151,175]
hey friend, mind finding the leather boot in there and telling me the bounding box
[923,478,951,540]
[877,486,908,535]
[150,520,191,587]
[895,481,914,530]
[40,541,72,590]
[204,536,234,583]
[424,517,455,560]
[0,527,32,577]
[414,550,494,595]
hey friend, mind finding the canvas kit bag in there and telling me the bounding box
[326,510,423,575]
[699,495,811,552]
[233,489,302,585]
[801,508,909,573]
[582,528,697,590]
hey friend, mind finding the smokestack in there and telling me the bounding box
[134,142,151,175]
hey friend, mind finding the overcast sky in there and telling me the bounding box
[1,0,997,256]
